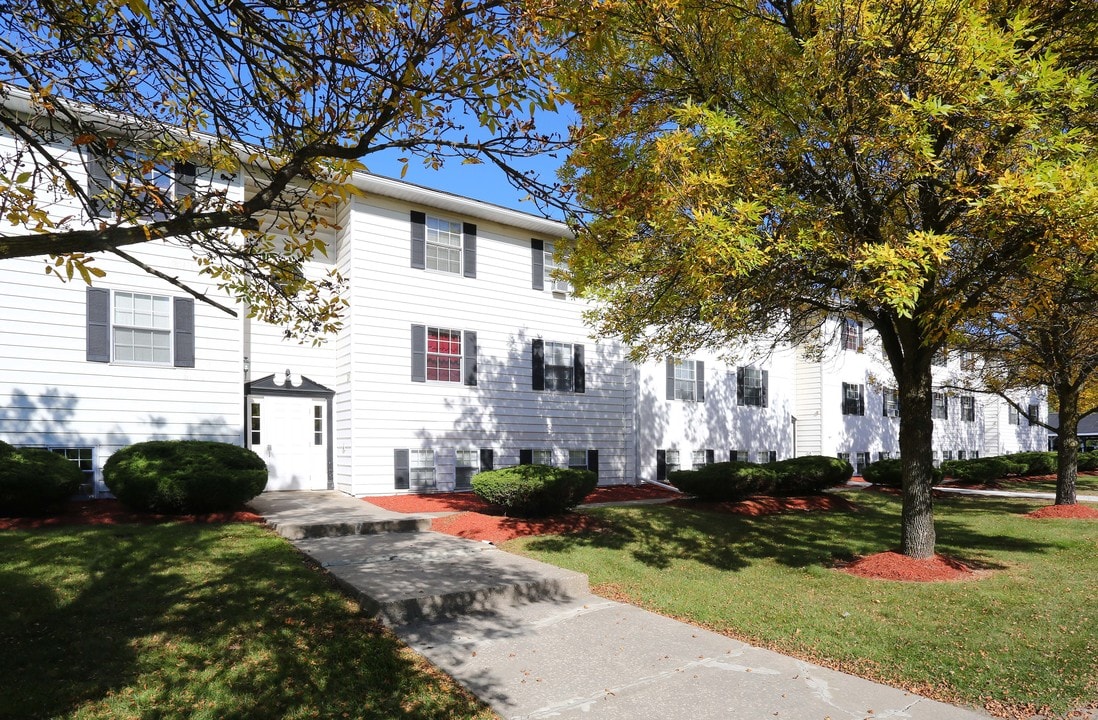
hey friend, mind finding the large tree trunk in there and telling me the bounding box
[896,361,937,559]
[1054,383,1079,505]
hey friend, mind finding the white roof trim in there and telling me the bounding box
[352,172,571,239]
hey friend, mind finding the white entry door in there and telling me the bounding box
[248,395,328,491]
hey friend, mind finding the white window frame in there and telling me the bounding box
[455,449,479,489]
[691,449,710,470]
[1008,405,1021,425]
[544,248,572,294]
[665,449,680,474]
[739,366,766,407]
[424,214,463,274]
[842,383,864,416]
[52,447,96,496]
[931,392,949,420]
[841,319,862,351]
[568,449,589,470]
[674,360,697,402]
[960,396,975,422]
[543,341,575,392]
[531,449,554,466]
[112,291,173,365]
[426,326,463,383]
[409,449,436,489]
[883,388,900,418]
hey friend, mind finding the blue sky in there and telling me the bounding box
[361,107,576,220]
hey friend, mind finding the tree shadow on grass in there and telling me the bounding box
[0,524,489,720]
[525,492,1057,574]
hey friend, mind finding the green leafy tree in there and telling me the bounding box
[557,0,1098,557]
[0,0,566,338]
[954,249,1098,504]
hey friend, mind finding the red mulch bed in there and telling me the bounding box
[1026,504,1098,519]
[364,483,680,514]
[0,499,263,530]
[839,551,977,582]
[430,511,609,543]
[669,493,858,516]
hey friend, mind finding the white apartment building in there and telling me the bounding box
[0,125,1047,498]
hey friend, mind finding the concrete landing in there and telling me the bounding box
[249,490,431,539]
[395,595,991,720]
[296,533,588,624]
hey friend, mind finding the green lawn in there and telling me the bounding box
[510,492,1098,717]
[0,522,493,720]
[992,472,1098,495]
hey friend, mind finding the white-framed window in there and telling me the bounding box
[692,449,714,469]
[960,396,975,422]
[942,450,954,462]
[455,449,479,489]
[932,450,941,467]
[410,449,436,489]
[732,450,750,462]
[958,449,967,460]
[877,451,892,461]
[52,447,95,496]
[544,341,575,391]
[87,151,196,220]
[883,388,900,418]
[544,249,572,294]
[837,452,851,465]
[427,327,463,382]
[532,448,554,466]
[568,449,589,470]
[737,366,767,407]
[313,405,324,446]
[425,215,463,274]
[250,402,261,445]
[753,451,776,465]
[113,291,172,364]
[932,392,949,420]
[674,360,697,401]
[841,319,863,351]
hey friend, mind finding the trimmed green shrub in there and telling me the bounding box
[861,458,943,487]
[0,447,84,515]
[471,464,597,517]
[668,461,778,501]
[767,455,853,494]
[1004,451,1058,476]
[1078,452,1098,472]
[940,456,1025,485]
[104,440,267,514]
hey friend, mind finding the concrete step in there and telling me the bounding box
[295,533,590,625]
[249,491,432,540]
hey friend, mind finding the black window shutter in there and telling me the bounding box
[463,331,477,386]
[410,211,426,269]
[531,339,545,391]
[656,450,667,481]
[842,383,850,413]
[573,344,585,393]
[463,222,477,278]
[519,449,533,465]
[761,370,769,408]
[411,324,426,382]
[394,449,410,490]
[587,449,599,476]
[695,361,705,402]
[769,450,777,463]
[666,359,675,400]
[736,367,745,406]
[729,450,736,462]
[480,448,494,472]
[173,297,195,367]
[858,385,865,415]
[531,239,544,290]
[705,449,715,465]
[882,390,888,416]
[86,287,111,363]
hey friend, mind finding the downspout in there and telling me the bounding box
[791,415,798,458]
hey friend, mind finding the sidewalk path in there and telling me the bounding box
[249,491,991,719]
[847,479,1098,503]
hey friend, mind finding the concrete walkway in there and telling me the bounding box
[248,491,991,719]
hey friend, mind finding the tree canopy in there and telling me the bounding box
[0,0,566,338]
[556,0,1098,556]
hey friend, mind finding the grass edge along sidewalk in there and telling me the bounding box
[509,491,1098,720]
[0,521,495,720]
